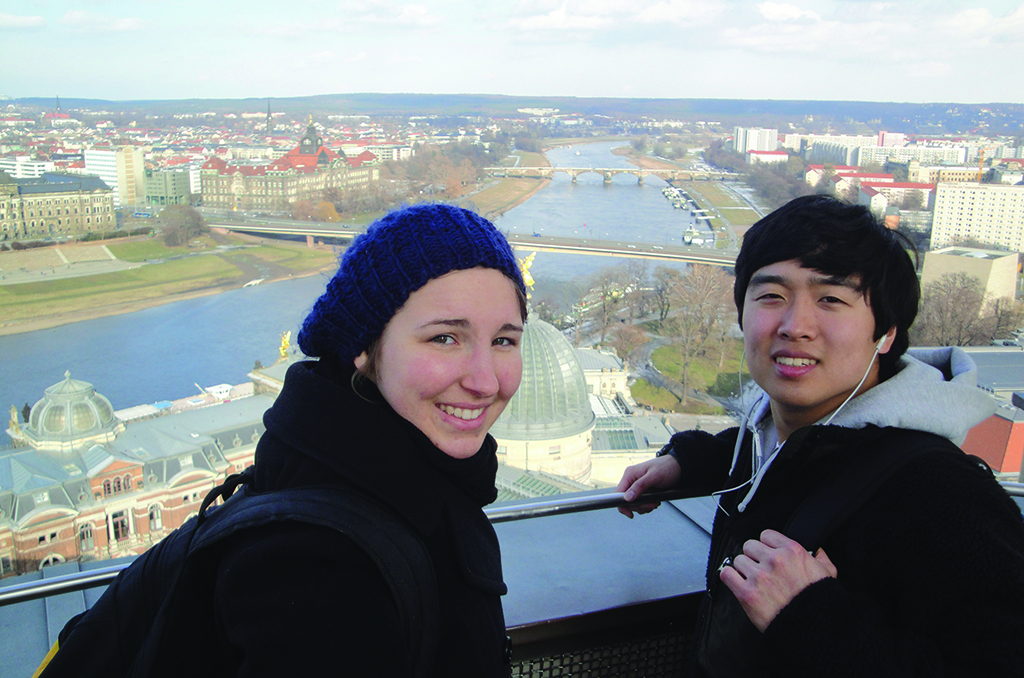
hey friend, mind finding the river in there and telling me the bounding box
[0,141,697,440]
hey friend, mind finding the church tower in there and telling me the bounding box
[298,116,323,156]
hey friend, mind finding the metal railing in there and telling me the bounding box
[0,488,690,607]
[3,482,1022,608]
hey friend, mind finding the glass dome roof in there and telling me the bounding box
[491,317,595,441]
[26,371,118,444]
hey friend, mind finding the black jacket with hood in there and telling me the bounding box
[666,348,1024,677]
[209,357,511,677]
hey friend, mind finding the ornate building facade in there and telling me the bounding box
[0,172,116,242]
[200,119,379,212]
[0,373,269,577]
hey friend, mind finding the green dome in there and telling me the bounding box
[491,317,595,441]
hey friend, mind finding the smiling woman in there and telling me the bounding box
[41,204,529,678]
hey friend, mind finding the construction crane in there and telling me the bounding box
[977,145,1000,182]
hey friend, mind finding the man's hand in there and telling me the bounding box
[719,529,837,632]
[616,455,682,518]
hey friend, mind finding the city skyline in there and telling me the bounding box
[4,1,1024,105]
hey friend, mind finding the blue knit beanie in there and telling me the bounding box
[298,203,525,362]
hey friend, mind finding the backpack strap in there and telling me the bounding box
[192,483,439,677]
[783,429,937,551]
[130,473,438,678]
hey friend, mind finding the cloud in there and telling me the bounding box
[393,5,442,26]
[332,2,443,27]
[635,0,724,25]
[758,2,820,22]
[509,2,614,30]
[941,4,1024,44]
[61,11,145,32]
[0,13,45,29]
[509,0,721,31]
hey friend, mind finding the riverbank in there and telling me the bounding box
[465,149,553,218]
[0,235,337,336]
[611,146,686,171]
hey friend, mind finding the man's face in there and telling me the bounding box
[742,259,894,438]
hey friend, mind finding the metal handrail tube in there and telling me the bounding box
[2,483,1021,607]
[1001,482,1024,497]
[0,489,692,607]
[0,563,127,606]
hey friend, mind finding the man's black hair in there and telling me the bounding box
[733,194,919,378]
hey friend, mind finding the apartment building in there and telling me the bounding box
[931,183,1024,250]
[858,145,967,167]
[82,147,145,207]
[732,127,778,153]
[0,157,55,179]
[144,168,191,206]
[903,161,980,184]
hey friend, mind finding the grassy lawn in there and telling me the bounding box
[632,379,725,415]
[631,379,681,411]
[651,338,744,393]
[719,208,760,227]
[218,245,336,273]
[108,239,192,262]
[0,256,242,323]
[515,151,551,167]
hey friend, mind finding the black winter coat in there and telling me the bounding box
[666,424,1024,678]
[212,358,510,677]
[40,359,509,678]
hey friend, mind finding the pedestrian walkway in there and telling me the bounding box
[0,244,141,285]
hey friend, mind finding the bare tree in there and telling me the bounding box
[652,266,683,323]
[911,272,990,346]
[664,265,734,404]
[160,205,208,246]
[611,324,648,365]
[587,267,627,344]
[987,296,1024,341]
[622,259,650,324]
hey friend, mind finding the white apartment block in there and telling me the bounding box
[0,156,55,178]
[878,131,906,147]
[993,168,1024,185]
[365,144,414,162]
[931,183,1024,251]
[857,145,967,166]
[746,150,789,165]
[733,127,778,153]
[783,134,875,154]
[805,142,865,166]
[83,147,145,207]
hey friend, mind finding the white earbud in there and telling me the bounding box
[875,335,886,352]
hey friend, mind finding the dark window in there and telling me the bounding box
[112,511,129,541]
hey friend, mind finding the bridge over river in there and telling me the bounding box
[210,220,738,268]
[483,166,735,184]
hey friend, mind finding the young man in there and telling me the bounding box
[618,195,1024,676]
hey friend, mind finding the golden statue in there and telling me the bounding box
[9,404,22,438]
[518,252,536,298]
[279,330,291,359]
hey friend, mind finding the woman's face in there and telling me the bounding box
[355,267,524,458]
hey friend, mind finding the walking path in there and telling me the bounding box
[0,244,142,285]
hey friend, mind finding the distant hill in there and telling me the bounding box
[12,93,1024,135]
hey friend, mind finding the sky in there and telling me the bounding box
[3,0,1024,104]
